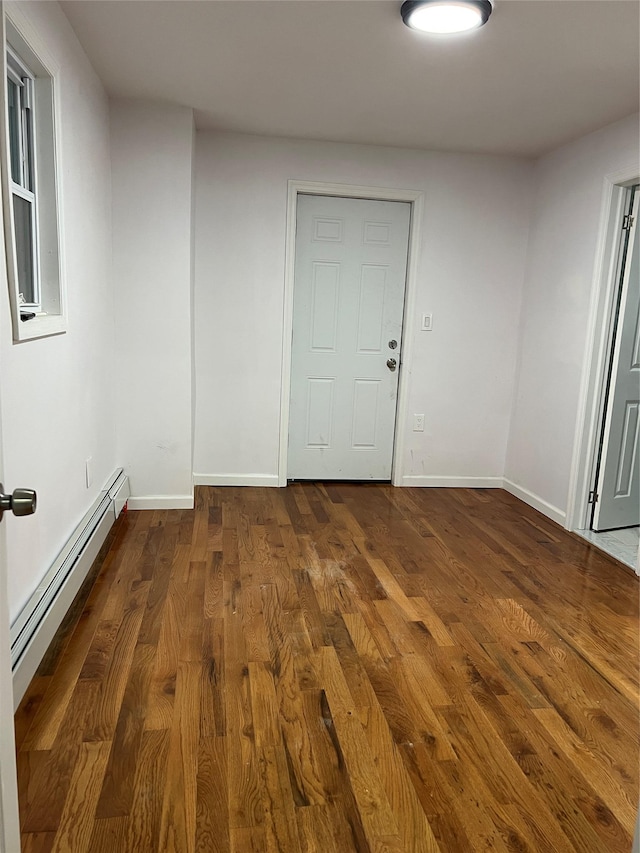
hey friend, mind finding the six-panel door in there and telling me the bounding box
[288,195,410,480]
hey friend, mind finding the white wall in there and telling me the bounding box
[111,100,194,508]
[0,1,116,622]
[505,114,640,522]
[193,132,532,486]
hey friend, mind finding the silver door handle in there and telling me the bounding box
[386,358,397,371]
[0,484,36,521]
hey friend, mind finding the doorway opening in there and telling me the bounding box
[278,181,424,487]
[569,176,639,570]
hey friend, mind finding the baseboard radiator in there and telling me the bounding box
[10,468,130,709]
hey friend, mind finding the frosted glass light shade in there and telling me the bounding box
[401,1,492,34]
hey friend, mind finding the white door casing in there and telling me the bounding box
[288,195,411,480]
[593,190,640,531]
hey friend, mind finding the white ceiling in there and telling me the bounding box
[60,0,640,158]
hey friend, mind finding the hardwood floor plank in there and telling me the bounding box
[84,579,151,742]
[86,816,129,853]
[224,654,264,829]
[204,552,225,620]
[94,642,156,818]
[296,805,341,853]
[497,692,632,853]
[123,729,170,853]
[136,528,177,646]
[78,619,120,681]
[20,602,113,753]
[229,825,266,852]
[50,741,111,853]
[195,736,229,853]
[262,585,329,807]
[22,679,101,833]
[317,645,401,843]
[144,545,192,731]
[158,660,202,852]
[201,617,226,737]
[533,706,637,832]
[21,833,55,853]
[14,676,50,752]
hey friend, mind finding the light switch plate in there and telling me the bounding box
[421,313,433,331]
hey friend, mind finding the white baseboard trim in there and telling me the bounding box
[400,475,504,488]
[502,479,566,525]
[127,494,194,510]
[193,474,280,487]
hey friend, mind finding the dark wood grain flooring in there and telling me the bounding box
[14,485,639,852]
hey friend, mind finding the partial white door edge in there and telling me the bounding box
[0,546,19,853]
[278,180,424,487]
[0,586,19,853]
[0,3,22,844]
[566,165,639,531]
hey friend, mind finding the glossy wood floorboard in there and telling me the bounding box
[15,485,639,853]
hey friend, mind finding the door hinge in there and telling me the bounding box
[622,214,634,231]
[588,490,599,505]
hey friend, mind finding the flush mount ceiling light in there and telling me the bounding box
[401,0,493,34]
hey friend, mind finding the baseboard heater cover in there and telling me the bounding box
[10,468,130,708]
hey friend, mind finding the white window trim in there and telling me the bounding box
[0,3,66,342]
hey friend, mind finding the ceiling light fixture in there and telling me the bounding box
[401,0,493,34]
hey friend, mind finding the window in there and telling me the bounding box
[1,14,64,341]
[7,49,38,310]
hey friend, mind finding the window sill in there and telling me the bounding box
[14,313,66,342]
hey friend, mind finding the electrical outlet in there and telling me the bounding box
[85,456,93,488]
[421,313,433,331]
[413,414,425,432]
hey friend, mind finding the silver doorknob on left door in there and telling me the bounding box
[386,358,397,371]
[0,484,37,521]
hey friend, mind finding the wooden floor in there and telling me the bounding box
[14,485,639,853]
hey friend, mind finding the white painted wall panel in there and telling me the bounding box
[505,114,640,517]
[110,101,194,505]
[0,1,117,622]
[193,132,532,484]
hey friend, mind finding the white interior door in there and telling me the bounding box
[593,189,640,531]
[0,116,20,844]
[288,194,410,480]
[0,346,20,850]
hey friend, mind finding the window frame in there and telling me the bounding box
[6,46,39,310]
[0,8,66,342]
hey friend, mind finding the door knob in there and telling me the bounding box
[0,484,37,521]
[386,358,397,371]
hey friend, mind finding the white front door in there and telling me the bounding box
[0,100,20,845]
[288,194,410,480]
[0,318,20,851]
[593,188,640,531]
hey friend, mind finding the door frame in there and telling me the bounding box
[566,166,639,532]
[278,180,424,487]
